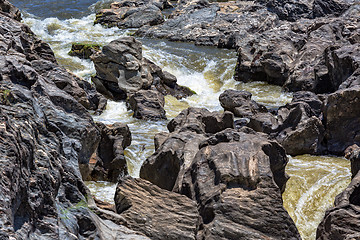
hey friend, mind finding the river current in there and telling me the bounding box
[11,1,351,239]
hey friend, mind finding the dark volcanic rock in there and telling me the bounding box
[89,122,131,182]
[128,89,166,120]
[316,171,360,240]
[94,0,170,28]
[115,177,199,240]
[323,86,360,154]
[68,43,101,59]
[0,3,146,239]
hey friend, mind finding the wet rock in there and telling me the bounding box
[128,89,166,120]
[91,36,194,102]
[179,129,300,239]
[316,171,360,239]
[115,177,200,240]
[94,0,169,28]
[323,86,360,154]
[68,43,101,59]
[88,122,132,182]
[167,107,234,134]
[345,144,360,178]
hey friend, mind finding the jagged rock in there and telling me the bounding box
[167,107,234,134]
[128,89,166,120]
[115,177,200,240]
[345,144,360,178]
[140,131,206,191]
[316,171,360,239]
[88,122,131,182]
[136,0,279,49]
[0,3,146,239]
[323,86,360,154]
[234,8,360,93]
[94,0,171,28]
[179,128,300,239]
[68,43,101,59]
[91,37,194,102]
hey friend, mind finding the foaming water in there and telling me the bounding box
[283,155,351,240]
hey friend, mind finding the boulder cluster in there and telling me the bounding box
[1,0,360,239]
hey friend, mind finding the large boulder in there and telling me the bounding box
[345,144,360,179]
[115,177,200,240]
[323,86,360,154]
[0,4,146,239]
[179,128,300,239]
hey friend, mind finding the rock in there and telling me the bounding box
[94,0,168,28]
[312,0,356,18]
[219,89,278,134]
[140,131,206,191]
[234,9,360,93]
[89,122,132,182]
[323,86,360,154]
[91,36,194,101]
[128,89,166,120]
[0,0,21,21]
[0,3,147,239]
[68,43,101,59]
[167,107,234,134]
[179,129,300,239]
[345,144,360,178]
[316,171,360,239]
[291,91,323,116]
[115,177,200,240]
[136,0,279,49]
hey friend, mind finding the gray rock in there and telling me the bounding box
[115,177,200,240]
[128,89,166,120]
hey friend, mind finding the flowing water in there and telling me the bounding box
[11,1,351,239]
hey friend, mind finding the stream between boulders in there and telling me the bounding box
[10,0,354,239]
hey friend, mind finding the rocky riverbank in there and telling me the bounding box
[1,0,360,239]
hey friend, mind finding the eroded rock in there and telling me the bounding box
[115,177,200,240]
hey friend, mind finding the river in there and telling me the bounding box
[10,0,351,239]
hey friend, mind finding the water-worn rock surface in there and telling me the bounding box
[0,2,147,239]
[140,107,300,239]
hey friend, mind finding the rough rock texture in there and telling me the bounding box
[0,3,146,239]
[0,0,21,21]
[94,0,171,28]
[87,122,131,182]
[345,144,360,179]
[114,177,200,240]
[219,89,325,155]
[235,8,360,93]
[316,171,360,240]
[140,130,206,191]
[137,0,279,48]
[128,89,166,120]
[68,43,101,59]
[167,107,234,134]
[177,128,300,240]
[91,36,193,120]
[140,107,299,239]
[323,86,360,154]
